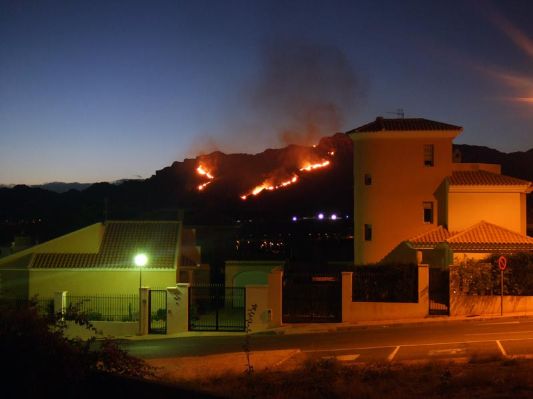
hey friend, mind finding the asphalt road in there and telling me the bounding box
[121,317,533,364]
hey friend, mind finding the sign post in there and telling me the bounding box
[498,256,507,316]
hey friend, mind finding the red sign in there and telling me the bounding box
[498,256,507,271]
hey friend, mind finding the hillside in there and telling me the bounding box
[0,135,532,245]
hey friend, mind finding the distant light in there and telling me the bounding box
[331,214,337,220]
[318,213,324,220]
[134,253,148,267]
[292,216,298,222]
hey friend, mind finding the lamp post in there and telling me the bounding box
[134,253,148,288]
[134,253,148,335]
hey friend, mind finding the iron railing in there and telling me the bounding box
[352,264,418,303]
[189,285,245,331]
[67,294,139,322]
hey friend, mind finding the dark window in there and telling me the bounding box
[424,144,434,167]
[364,173,372,186]
[364,224,372,241]
[423,202,434,224]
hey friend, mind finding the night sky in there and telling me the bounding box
[1,0,533,185]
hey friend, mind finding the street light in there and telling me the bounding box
[134,253,148,335]
[134,253,148,289]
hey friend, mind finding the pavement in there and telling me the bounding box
[122,311,533,340]
[121,313,533,381]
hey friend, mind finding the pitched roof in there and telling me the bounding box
[347,117,462,134]
[449,170,532,187]
[31,221,180,269]
[408,226,455,249]
[409,221,533,252]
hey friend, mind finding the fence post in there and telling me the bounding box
[341,272,353,322]
[267,268,283,328]
[54,291,68,319]
[417,264,429,312]
[166,283,189,334]
[138,287,150,335]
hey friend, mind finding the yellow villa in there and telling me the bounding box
[0,220,206,299]
[347,117,533,266]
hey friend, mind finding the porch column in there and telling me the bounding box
[54,291,68,319]
[341,272,353,322]
[166,283,189,334]
[138,287,149,336]
[267,268,283,328]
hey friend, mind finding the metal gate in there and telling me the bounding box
[429,268,450,315]
[189,285,245,331]
[148,290,167,334]
[282,272,342,323]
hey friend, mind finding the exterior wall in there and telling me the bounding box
[450,295,533,317]
[225,260,283,287]
[63,321,138,339]
[28,269,177,297]
[342,265,429,322]
[448,191,523,233]
[245,285,270,332]
[351,133,456,264]
[167,284,189,333]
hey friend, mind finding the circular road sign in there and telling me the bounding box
[498,256,507,271]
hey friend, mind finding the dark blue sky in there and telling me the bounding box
[1,0,532,184]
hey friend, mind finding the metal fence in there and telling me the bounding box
[189,285,245,331]
[67,294,139,322]
[352,264,419,303]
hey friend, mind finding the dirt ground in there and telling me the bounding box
[147,349,300,381]
[148,352,533,399]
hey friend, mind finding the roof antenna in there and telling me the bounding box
[387,108,405,118]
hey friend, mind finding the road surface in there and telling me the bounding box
[121,317,533,364]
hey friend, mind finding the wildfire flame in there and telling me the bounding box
[196,164,214,191]
[241,159,331,200]
[299,160,330,172]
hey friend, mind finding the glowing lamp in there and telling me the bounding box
[134,253,148,267]
[331,214,337,220]
[318,213,324,220]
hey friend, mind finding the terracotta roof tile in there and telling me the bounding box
[409,226,454,248]
[408,221,533,252]
[347,117,462,134]
[32,221,179,269]
[449,170,532,187]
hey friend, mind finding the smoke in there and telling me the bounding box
[185,40,363,158]
[251,40,361,146]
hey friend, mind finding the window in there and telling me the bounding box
[423,202,434,224]
[424,144,434,167]
[364,224,372,241]
[364,173,372,186]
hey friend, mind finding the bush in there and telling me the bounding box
[453,254,533,296]
[0,298,152,397]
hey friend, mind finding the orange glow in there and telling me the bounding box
[299,160,330,172]
[196,165,214,180]
[240,158,330,200]
[196,164,214,191]
[198,181,212,191]
[241,175,299,200]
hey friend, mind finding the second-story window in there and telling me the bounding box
[424,144,434,167]
[364,224,372,241]
[423,202,434,224]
